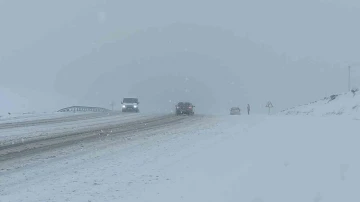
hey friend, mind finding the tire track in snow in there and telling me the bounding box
[0,113,152,146]
[0,114,213,194]
[0,114,190,163]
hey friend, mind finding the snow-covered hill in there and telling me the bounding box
[279,91,360,117]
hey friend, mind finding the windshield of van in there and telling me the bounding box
[123,98,138,103]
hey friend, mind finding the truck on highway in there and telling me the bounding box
[121,97,140,113]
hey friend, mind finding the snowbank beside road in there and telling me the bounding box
[280,91,360,117]
[0,111,89,124]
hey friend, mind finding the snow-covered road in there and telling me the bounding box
[1,114,359,202]
[0,112,164,146]
[0,114,199,164]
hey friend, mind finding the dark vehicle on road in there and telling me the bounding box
[230,107,241,115]
[121,97,140,113]
[175,102,195,115]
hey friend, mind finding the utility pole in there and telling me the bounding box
[348,66,351,91]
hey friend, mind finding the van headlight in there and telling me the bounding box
[122,105,126,108]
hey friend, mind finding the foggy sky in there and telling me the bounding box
[1,0,360,114]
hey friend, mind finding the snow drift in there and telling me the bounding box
[279,91,360,117]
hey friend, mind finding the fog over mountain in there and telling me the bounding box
[55,23,342,114]
[1,0,360,114]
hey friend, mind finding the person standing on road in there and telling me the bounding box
[247,104,250,115]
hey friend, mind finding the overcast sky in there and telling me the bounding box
[1,0,360,114]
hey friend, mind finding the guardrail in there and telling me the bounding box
[57,106,111,112]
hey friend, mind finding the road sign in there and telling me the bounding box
[266,101,273,114]
[266,101,273,108]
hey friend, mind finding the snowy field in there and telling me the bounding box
[1,112,358,202]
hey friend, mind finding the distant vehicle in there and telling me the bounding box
[175,102,195,115]
[121,97,139,113]
[230,107,241,115]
